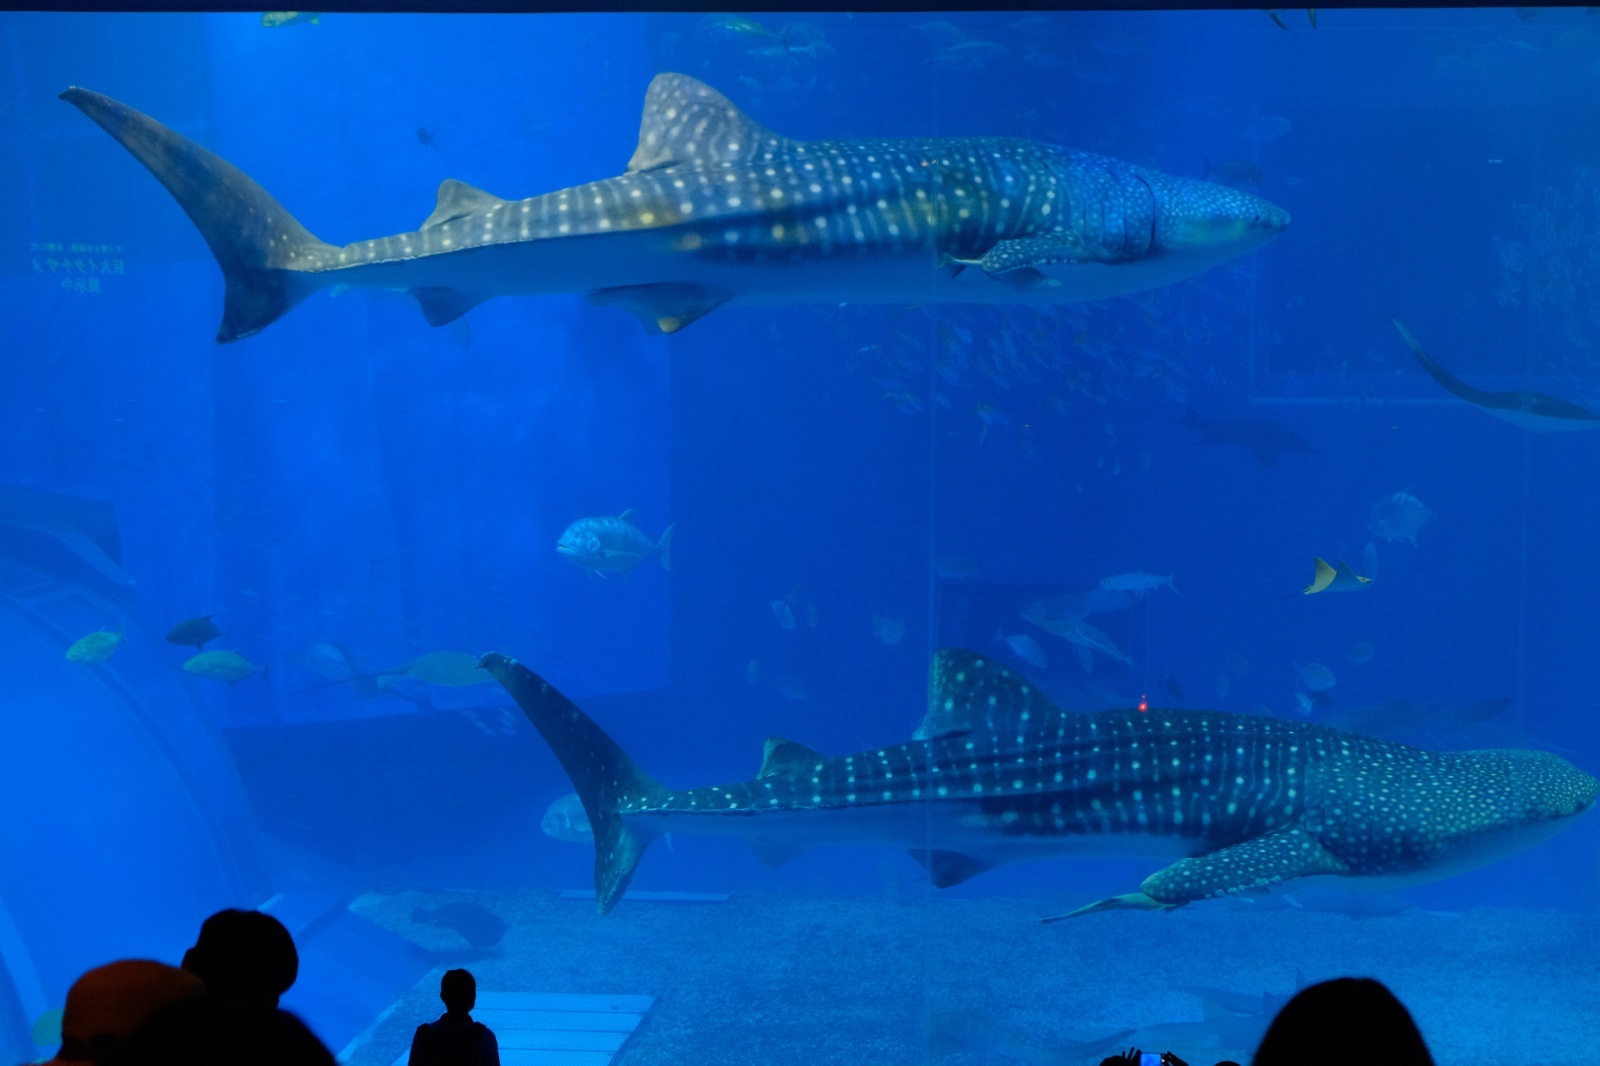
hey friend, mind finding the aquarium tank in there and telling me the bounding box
[0,3,1596,1064]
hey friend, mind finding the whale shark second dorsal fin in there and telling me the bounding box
[915,648,1064,740]
[758,736,823,778]
[626,73,787,174]
[421,178,508,230]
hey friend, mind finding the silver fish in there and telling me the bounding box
[556,509,674,576]
[1368,491,1432,546]
[541,792,592,843]
[1098,571,1177,594]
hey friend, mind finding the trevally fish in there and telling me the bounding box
[556,510,674,576]
[1368,490,1432,545]
[1298,662,1336,692]
[480,648,1597,917]
[1099,571,1177,594]
[1021,587,1136,628]
[183,650,265,683]
[871,612,906,645]
[1024,613,1134,671]
[164,614,222,650]
[997,631,1049,669]
[66,626,124,663]
[541,792,592,843]
[59,73,1288,343]
[393,650,489,687]
[261,11,318,28]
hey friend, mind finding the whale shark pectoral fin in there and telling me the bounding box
[907,848,994,888]
[1039,891,1175,923]
[586,283,729,334]
[1142,826,1348,905]
[1042,827,1348,923]
[978,235,1088,275]
[973,235,1131,290]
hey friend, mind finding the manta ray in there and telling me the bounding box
[1393,317,1600,430]
[479,649,1596,919]
[60,73,1288,341]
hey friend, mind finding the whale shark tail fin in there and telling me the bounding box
[480,653,670,914]
[61,87,337,343]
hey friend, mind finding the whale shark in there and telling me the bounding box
[1393,316,1600,430]
[60,73,1288,342]
[480,648,1596,918]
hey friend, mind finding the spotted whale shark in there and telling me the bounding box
[480,649,1596,917]
[60,74,1288,342]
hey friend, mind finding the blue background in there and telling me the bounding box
[1,6,1598,1060]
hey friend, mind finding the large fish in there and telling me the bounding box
[59,73,1288,342]
[479,648,1596,917]
[1393,317,1600,431]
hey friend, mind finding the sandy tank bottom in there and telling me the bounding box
[347,887,1599,1066]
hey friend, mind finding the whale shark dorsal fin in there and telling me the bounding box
[915,648,1063,739]
[626,73,786,174]
[421,178,507,230]
[758,736,823,779]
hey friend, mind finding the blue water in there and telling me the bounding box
[2,7,1599,1064]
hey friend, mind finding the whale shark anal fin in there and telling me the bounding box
[586,283,729,334]
[908,848,994,888]
[412,286,485,327]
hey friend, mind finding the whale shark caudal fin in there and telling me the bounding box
[59,87,339,343]
[478,653,670,914]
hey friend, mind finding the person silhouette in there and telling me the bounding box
[1252,977,1434,1066]
[408,969,500,1066]
[102,907,335,1066]
[180,909,299,1010]
[44,960,202,1064]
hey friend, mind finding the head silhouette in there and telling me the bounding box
[439,969,476,1014]
[1252,977,1433,1066]
[55,960,202,1063]
[181,909,298,1009]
